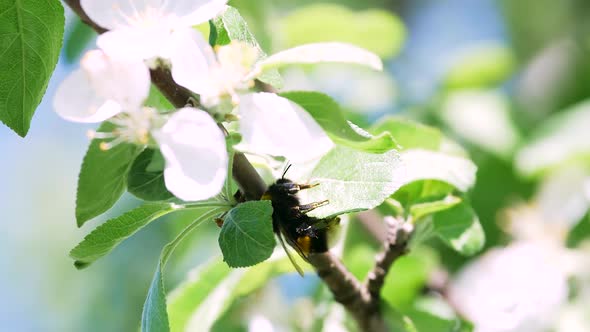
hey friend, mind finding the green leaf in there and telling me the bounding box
[566,213,590,248]
[279,3,405,59]
[409,195,462,221]
[219,201,275,267]
[76,123,144,226]
[382,250,437,309]
[127,149,174,201]
[432,203,484,256]
[516,99,590,177]
[168,255,299,332]
[281,91,398,153]
[0,0,64,136]
[70,202,177,269]
[397,149,477,192]
[444,43,515,90]
[403,297,473,332]
[142,207,228,332]
[213,6,282,87]
[371,116,443,151]
[300,146,403,218]
[258,42,382,72]
[63,17,95,63]
[393,180,457,209]
[144,84,174,110]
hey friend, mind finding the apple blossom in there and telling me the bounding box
[153,108,228,201]
[53,49,150,123]
[80,0,228,63]
[236,92,333,163]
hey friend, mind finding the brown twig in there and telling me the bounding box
[365,216,413,303]
[62,2,409,329]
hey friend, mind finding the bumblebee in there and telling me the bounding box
[262,168,340,275]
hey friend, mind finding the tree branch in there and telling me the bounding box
[365,216,412,303]
[62,2,409,330]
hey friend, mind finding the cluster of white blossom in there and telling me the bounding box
[54,0,382,201]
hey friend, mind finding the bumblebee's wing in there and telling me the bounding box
[277,232,305,277]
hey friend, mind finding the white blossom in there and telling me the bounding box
[448,242,569,332]
[81,0,227,63]
[153,108,228,201]
[236,92,333,163]
[53,49,150,123]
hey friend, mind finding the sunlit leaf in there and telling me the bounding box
[398,149,477,192]
[516,99,590,177]
[258,42,382,72]
[0,0,64,136]
[300,146,403,218]
[444,43,515,90]
[281,91,398,153]
[279,3,405,59]
[168,254,301,332]
[142,207,228,332]
[432,203,484,256]
[371,116,443,151]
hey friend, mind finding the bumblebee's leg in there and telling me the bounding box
[280,182,320,194]
[297,200,329,214]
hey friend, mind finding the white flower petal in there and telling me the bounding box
[255,42,383,75]
[237,93,333,163]
[81,0,166,30]
[53,69,122,123]
[154,108,227,201]
[96,25,172,61]
[173,0,228,26]
[81,50,150,110]
[170,27,217,95]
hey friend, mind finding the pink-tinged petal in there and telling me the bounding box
[81,0,167,30]
[153,108,228,201]
[81,50,150,110]
[237,93,333,163]
[170,27,217,95]
[53,69,122,123]
[173,0,228,26]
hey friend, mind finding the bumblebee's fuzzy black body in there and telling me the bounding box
[263,178,336,260]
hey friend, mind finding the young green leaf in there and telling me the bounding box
[281,91,398,153]
[409,195,462,221]
[142,207,228,332]
[393,180,457,209]
[516,100,590,177]
[443,43,515,90]
[371,116,443,151]
[76,123,144,226]
[71,202,177,269]
[257,42,383,72]
[213,6,282,87]
[398,149,477,192]
[168,255,300,332]
[432,203,485,256]
[279,3,405,59]
[300,146,403,218]
[0,0,64,136]
[127,149,174,201]
[218,201,275,267]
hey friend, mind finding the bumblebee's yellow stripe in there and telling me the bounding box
[296,236,312,256]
